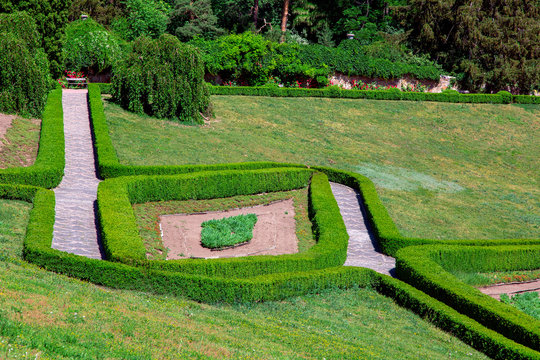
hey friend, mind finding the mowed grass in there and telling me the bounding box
[104,97,540,240]
[0,200,489,359]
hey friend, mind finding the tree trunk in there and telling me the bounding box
[253,0,259,28]
[280,0,290,43]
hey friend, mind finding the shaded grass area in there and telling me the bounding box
[133,189,314,260]
[104,97,540,240]
[453,269,540,287]
[0,116,41,169]
[0,200,489,359]
[500,292,540,320]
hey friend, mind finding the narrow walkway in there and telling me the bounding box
[478,279,540,300]
[52,89,102,259]
[330,182,395,276]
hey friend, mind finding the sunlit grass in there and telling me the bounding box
[0,116,40,169]
[104,97,540,240]
[0,199,489,359]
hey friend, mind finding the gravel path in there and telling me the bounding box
[478,280,540,299]
[51,89,103,259]
[330,182,396,276]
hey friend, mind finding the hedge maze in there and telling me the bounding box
[1,84,538,359]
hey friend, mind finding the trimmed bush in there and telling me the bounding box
[0,87,65,188]
[111,34,209,123]
[395,245,540,352]
[0,12,51,117]
[208,84,540,104]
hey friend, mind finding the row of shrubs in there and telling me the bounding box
[208,85,540,104]
[0,87,64,188]
[98,170,350,279]
[14,179,536,358]
[395,245,540,352]
[191,33,443,87]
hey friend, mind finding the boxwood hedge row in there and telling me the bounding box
[395,245,540,352]
[97,169,350,278]
[14,183,537,359]
[0,87,64,188]
[208,85,540,104]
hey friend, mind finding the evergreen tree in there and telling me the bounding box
[405,0,539,93]
[170,0,223,41]
[0,0,71,77]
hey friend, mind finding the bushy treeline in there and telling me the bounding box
[192,32,442,87]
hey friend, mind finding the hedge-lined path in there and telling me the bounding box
[330,182,395,276]
[478,280,540,300]
[52,89,103,259]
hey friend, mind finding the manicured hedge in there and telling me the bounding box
[395,245,540,352]
[98,169,350,278]
[314,166,540,257]
[88,83,306,179]
[0,87,65,188]
[209,85,540,104]
[375,273,540,360]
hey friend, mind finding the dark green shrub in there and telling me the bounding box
[111,34,209,123]
[497,91,513,104]
[62,17,123,73]
[0,12,51,117]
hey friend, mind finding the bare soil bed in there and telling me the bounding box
[160,199,298,259]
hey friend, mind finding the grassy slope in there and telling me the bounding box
[104,97,540,240]
[0,200,488,359]
[0,116,41,169]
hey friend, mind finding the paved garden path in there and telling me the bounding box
[51,89,103,259]
[330,182,396,276]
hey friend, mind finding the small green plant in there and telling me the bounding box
[201,213,257,249]
[500,292,540,320]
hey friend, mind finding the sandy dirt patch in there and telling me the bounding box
[160,199,298,259]
[0,113,16,150]
[478,279,540,300]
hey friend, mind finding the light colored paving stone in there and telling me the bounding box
[52,89,103,260]
[330,182,395,276]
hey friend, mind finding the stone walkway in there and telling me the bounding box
[51,89,103,259]
[330,182,396,276]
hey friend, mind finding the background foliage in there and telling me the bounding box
[0,12,51,117]
[62,17,123,74]
[111,34,210,123]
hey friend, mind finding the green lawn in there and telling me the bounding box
[104,96,540,240]
[0,115,41,169]
[0,199,489,359]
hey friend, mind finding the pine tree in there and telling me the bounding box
[170,0,223,41]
